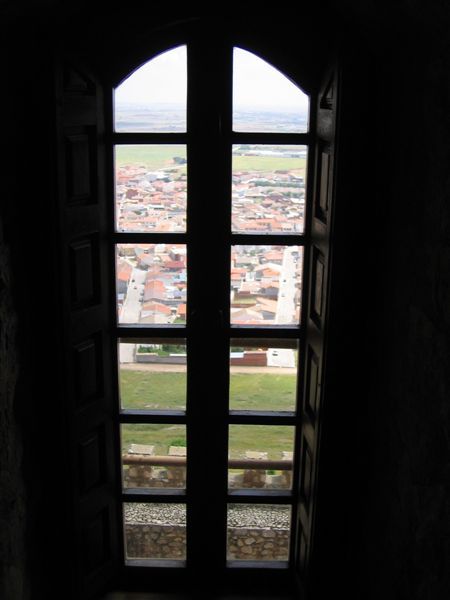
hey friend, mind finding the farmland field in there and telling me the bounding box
[233,154,306,173]
[114,144,306,173]
[115,144,187,170]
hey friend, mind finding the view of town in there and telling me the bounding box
[116,243,187,330]
[115,134,305,329]
[115,144,187,233]
[115,143,306,234]
[116,242,302,330]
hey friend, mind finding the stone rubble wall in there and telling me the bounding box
[123,465,186,488]
[227,526,289,561]
[125,523,186,560]
[123,464,291,490]
[125,523,289,561]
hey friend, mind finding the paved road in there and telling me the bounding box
[120,267,146,324]
[120,363,297,375]
[275,246,298,325]
[119,267,146,363]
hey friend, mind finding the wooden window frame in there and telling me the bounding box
[108,34,318,593]
[54,13,338,594]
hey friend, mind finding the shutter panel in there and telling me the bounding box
[296,64,339,578]
[55,58,119,599]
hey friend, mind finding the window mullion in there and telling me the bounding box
[185,36,232,574]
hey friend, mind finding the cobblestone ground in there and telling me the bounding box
[124,503,290,528]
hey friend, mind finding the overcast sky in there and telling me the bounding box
[115,45,309,112]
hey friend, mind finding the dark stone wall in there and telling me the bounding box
[0,37,28,598]
[0,12,68,599]
[314,4,450,599]
[363,12,450,598]
[0,3,448,599]
[0,219,27,599]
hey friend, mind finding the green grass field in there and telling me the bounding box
[120,370,186,411]
[121,423,186,455]
[115,144,306,174]
[120,369,296,457]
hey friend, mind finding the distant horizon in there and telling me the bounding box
[115,101,309,116]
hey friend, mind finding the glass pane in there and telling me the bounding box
[233,47,308,133]
[121,424,186,490]
[124,503,186,561]
[228,425,295,490]
[232,145,307,234]
[230,245,302,326]
[116,244,187,326]
[229,339,298,412]
[115,145,187,233]
[227,504,291,562]
[114,45,186,133]
[119,339,186,411]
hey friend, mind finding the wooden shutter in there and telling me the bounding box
[55,57,119,599]
[295,64,339,579]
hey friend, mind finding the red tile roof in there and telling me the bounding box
[116,260,132,282]
[164,260,185,270]
[145,279,166,291]
[142,302,172,315]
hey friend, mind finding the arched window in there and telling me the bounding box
[55,29,338,597]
